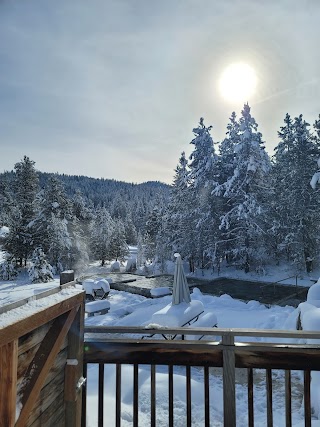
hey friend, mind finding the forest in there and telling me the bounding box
[1,103,320,279]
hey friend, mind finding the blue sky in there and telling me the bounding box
[0,0,320,183]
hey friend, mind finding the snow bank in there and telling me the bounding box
[149,300,204,327]
[307,282,320,307]
[85,300,110,314]
[150,287,171,297]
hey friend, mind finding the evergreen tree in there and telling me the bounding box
[28,247,54,283]
[108,219,129,261]
[216,104,271,272]
[163,152,191,258]
[4,156,39,265]
[272,114,320,271]
[0,256,18,280]
[90,208,114,266]
[188,118,218,270]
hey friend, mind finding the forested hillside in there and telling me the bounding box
[0,162,170,276]
[1,103,320,278]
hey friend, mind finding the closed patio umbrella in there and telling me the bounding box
[172,253,191,305]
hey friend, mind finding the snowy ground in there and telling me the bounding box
[1,242,320,426]
[84,287,320,427]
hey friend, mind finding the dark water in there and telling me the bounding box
[95,273,308,306]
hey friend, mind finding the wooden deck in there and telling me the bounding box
[83,326,320,427]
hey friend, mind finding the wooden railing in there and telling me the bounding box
[82,327,320,427]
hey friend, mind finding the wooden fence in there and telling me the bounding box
[0,276,84,427]
[83,326,320,427]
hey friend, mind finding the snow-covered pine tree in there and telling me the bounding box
[0,255,18,280]
[28,247,54,283]
[163,152,191,259]
[4,156,39,265]
[46,214,72,273]
[269,113,295,263]
[108,218,129,261]
[31,176,72,271]
[188,118,219,270]
[216,104,271,272]
[89,207,114,266]
[273,114,320,271]
[213,112,240,266]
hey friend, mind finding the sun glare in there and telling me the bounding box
[218,63,257,103]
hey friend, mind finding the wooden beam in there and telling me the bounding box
[0,340,18,427]
[84,340,223,367]
[0,292,83,346]
[15,307,79,427]
[65,302,84,427]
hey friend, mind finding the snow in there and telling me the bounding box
[150,287,171,297]
[85,299,110,314]
[83,285,320,426]
[0,286,82,329]
[95,279,110,293]
[148,300,204,327]
[1,265,319,425]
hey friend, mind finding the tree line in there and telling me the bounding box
[142,104,320,274]
[0,158,168,279]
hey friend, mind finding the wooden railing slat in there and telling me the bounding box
[133,364,139,427]
[285,370,292,427]
[81,363,87,427]
[186,365,191,427]
[204,366,210,427]
[248,368,254,427]
[151,365,156,427]
[304,370,311,427]
[266,369,273,427]
[98,363,104,427]
[168,365,174,427]
[116,364,121,427]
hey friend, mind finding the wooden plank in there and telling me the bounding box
[18,334,68,387]
[204,366,210,427]
[84,325,320,340]
[27,391,65,427]
[133,364,139,427]
[18,323,51,356]
[98,363,104,427]
[285,370,292,427]
[186,365,191,427]
[266,369,273,427]
[116,364,121,427]
[235,346,320,371]
[84,340,223,367]
[248,368,254,427]
[151,365,156,427]
[65,302,84,427]
[27,368,65,426]
[168,365,173,427]
[222,335,236,426]
[304,370,311,427]
[0,340,18,427]
[16,307,79,427]
[0,292,84,346]
[81,362,87,427]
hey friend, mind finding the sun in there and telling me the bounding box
[218,63,257,103]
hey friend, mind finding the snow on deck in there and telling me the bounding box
[0,286,83,329]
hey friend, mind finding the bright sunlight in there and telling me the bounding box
[218,63,257,103]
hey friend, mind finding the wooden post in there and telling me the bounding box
[0,340,18,427]
[222,334,236,426]
[60,270,75,286]
[65,298,85,427]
